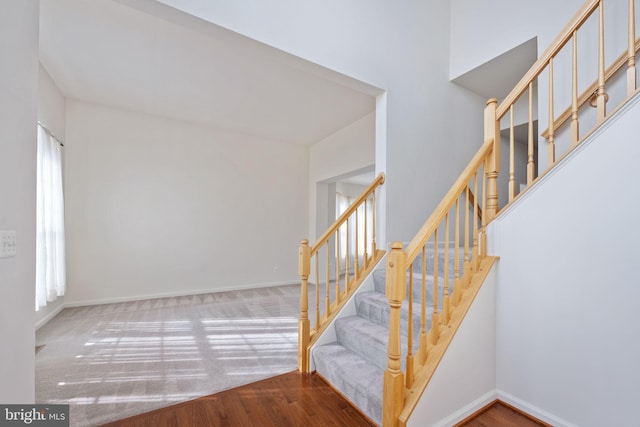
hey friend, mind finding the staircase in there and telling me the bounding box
[299,1,640,425]
[313,249,461,424]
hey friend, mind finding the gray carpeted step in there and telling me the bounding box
[313,343,384,425]
[355,290,427,342]
[335,315,419,373]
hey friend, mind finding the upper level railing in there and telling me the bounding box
[298,172,386,372]
[497,0,638,205]
[383,0,640,425]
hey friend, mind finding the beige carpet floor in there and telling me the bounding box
[35,284,303,426]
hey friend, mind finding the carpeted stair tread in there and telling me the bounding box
[313,343,383,425]
[355,290,427,341]
[335,315,416,372]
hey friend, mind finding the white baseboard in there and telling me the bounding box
[430,390,497,427]
[63,279,299,308]
[496,390,577,427]
[35,304,66,331]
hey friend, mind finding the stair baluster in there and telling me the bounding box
[628,0,637,95]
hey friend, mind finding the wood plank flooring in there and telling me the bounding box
[100,371,376,427]
[100,370,549,427]
[456,401,549,427]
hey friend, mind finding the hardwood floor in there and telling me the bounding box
[100,371,376,427]
[99,371,550,427]
[456,401,549,427]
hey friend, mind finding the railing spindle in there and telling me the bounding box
[453,198,460,306]
[431,229,440,345]
[420,246,427,364]
[597,0,606,122]
[527,82,535,185]
[336,231,341,304]
[472,172,479,276]
[548,58,556,166]
[443,215,450,325]
[364,199,369,267]
[372,193,377,255]
[406,266,414,388]
[298,240,310,372]
[345,220,350,290]
[481,166,487,258]
[463,186,470,281]
[571,31,580,146]
[315,252,320,327]
[509,104,516,201]
[326,245,330,316]
[629,0,637,96]
[355,207,360,279]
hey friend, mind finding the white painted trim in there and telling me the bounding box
[64,279,300,308]
[35,304,66,331]
[496,390,577,427]
[430,390,497,427]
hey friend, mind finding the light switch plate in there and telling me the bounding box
[0,230,17,258]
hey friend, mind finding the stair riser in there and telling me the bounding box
[355,291,426,343]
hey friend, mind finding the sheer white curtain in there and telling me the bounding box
[36,124,66,310]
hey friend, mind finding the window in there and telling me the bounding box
[35,124,66,310]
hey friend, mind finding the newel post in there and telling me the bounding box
[298,239,311,373]
[383,242,406,427]
[484,98,500,222]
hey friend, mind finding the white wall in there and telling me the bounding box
[309,112,375,242]
[490,97,640,426]
[36,64,66,328]
[64,100,308,305]
[409,264,497,427]
[0,0,39,403]
[154,0,487,246]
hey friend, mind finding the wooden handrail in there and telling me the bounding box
[404,139,493,264]
[541,36,640,139]
[496,0,599,120]
[310,172,385,255]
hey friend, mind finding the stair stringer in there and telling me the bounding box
[308,253,387,371]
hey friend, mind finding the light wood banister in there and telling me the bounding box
[541,37,640,139]
[496,0,599,120]
[299,171,386,374]
[310,172,385,255]
[404,139,493,264]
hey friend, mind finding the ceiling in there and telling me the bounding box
[39,0,378,145]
